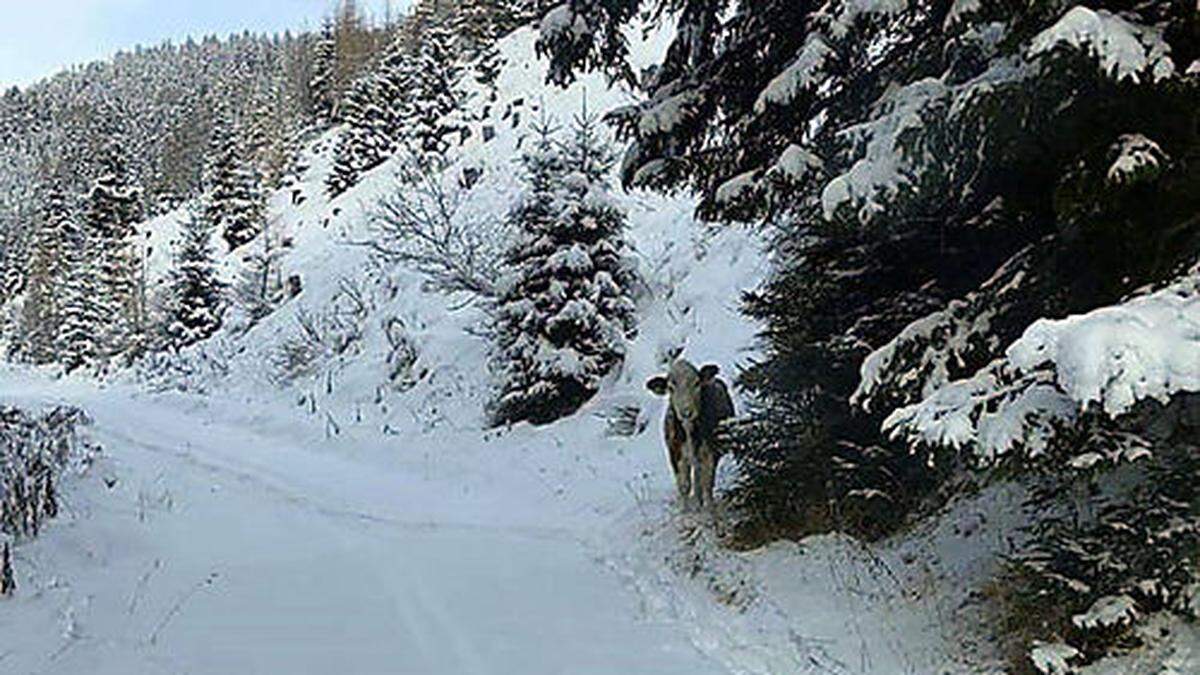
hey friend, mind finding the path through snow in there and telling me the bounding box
[0,374,727,674]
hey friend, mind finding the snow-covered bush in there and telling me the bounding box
[273,278,373,383]
[0,406,97,568]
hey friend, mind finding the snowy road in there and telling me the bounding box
[0,376,728,674]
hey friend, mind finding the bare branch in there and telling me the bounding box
[358,163,507,299]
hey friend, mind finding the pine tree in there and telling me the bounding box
[236,215,287,324]
[57,217,105,372]
[326,69,397,197]
[84,145,144,362]
[205,110,264,251]
[310,18,338,125]
[491,112,638,426]
[0,542,13,596]
[16,184,71,364]
[164,208,225,349]
[405,11,467,167]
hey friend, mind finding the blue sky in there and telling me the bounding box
[0,1,408,90]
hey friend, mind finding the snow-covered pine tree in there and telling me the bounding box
[455,0,524,60]
[235,215,288,324]
[15,184,71,364]
[57,215,105,372]
[204,109,264,251]
[404,9,467,167]
[310,18,339,125]
[84,145,144,362]
[326,34,415,197]
[458,0,524,101]
[490,111,638,426]
[164,208,225,350]
[326,75,379,197]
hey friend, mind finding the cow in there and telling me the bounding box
[646,359,735,511]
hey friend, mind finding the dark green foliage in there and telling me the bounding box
[994,402,1200,671]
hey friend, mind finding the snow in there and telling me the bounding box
[713,170,758,205]
[1007,275,1200,418]
[943,0,983,32]
[821,77,945,224]
[1073,594,1139,630]
[1029,7,1176,84]
[766,144,824,184]
[1031,641,1082,674]
[1106,133,1167,186]
[0,375,726,674]
[753,35,832,113]
[638,91,702,136]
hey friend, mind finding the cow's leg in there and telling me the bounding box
[678,452,694,510]
[697,444,717,511]
[666,414,691,508]
[686,441,704,511]
[670,436,690,506]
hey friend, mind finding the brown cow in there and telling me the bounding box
[646,359,735,511]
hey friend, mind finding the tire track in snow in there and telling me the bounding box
[92,424,582,547]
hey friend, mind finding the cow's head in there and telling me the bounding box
[647,359,721,431]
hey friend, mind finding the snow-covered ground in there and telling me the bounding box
[0,373,730,674]
[6,19,1180,675]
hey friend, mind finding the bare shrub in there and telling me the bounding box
[273,278,373,382]
[362,161,506,298]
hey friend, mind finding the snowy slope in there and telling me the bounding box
[3,19,1169,675]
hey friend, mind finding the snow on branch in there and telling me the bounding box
[1106,133,1167,187]
[883,268,1200,461]
[854,238,1038,413]
[1028,7,1176,84]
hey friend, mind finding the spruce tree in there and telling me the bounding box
[405,12,467,167]
[205,110,264,250]
[57,217,104,372]
[310,18,338,125]
[538,0,1200,547]
[326,56,406,198]
[236,215,287,324]
[84,145,144,362]
[491,112,638,426]
[164,208,225,349]
[0,542,13,596]
[16,184,71,364]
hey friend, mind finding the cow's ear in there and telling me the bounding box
[646,376,669,396]
[700,364,720,382]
